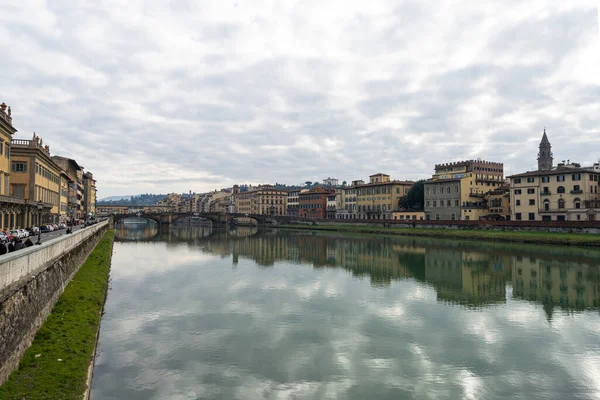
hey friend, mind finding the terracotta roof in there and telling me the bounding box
[508,167,592,178]
[369,173,390,177]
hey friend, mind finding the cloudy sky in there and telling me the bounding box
[1,1,599,197]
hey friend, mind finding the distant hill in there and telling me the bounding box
[99,195,132,202]
[97,193,167,206]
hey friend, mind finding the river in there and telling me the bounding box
[90,223,600,400]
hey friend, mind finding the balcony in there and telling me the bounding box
[469,191,486,198]
[540,191,552,196]
[570,189,583,194]
[0,194,27,205]
[462,201,488,209]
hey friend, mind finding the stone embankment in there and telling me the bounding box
[0,221,109,386]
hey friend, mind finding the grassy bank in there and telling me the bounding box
[0,230,115,400]
[280,224,600,247]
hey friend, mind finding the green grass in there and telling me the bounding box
[0,230,115,400]
[280,224,600,246]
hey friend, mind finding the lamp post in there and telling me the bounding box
[36,201,43,245]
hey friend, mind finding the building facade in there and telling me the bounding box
[509,131,600,221]
[233,185,287,216]
[0,101,32,230]
[287,190,300,217]
[341,185,358,219]
[52,156,84,221]
[83,171,97,218]
[299,187,335,219]
[10,135,61,224]
[356,173,414,220]
[425,159,505,220]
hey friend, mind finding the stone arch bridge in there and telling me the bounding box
[112,212,291,227]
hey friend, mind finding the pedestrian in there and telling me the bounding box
[0,244,7,255]
[8,240,15,252]
[15,239,25,251]
[24,238,33,247]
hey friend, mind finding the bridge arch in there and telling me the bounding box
[113,214,161,225]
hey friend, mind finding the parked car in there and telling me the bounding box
[2,230,14,241]
[9,230,22,239]
[18,229,28,239]
[28,227,39,236]
[0,232,8,244]
[58,223,66,229]
[40,225,50,233]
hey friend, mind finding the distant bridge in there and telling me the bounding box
[112,212,292,227]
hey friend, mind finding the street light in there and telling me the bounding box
[36,201,43,245]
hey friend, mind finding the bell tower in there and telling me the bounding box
[537,128,553,171]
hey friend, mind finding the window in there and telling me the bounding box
[557,175,565,182]
[574,198,581,209]
[542,176,550,183]
[557,186,565,194]
[433,201,437,207]
[572,174,581,181]
[558,199,565,209]
[514,189,522,195]
[527,188,535,194]
[573,185,581,192]
[447,200,451,207]
[527,177,535,183]
[528,213,535,221]
[426,201,430,207]
[516,200,521,206]
[455,200,459,207]
[516,213,522,220]
[529,199,535,206]
[11,162,27,172]
[455,185,459,193]
[447,187,451,194]
[514,178,521,184]
[557,215,566,221]
[0,142,3,155]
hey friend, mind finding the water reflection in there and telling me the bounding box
[115,225,600,315]
[92,225,600,400]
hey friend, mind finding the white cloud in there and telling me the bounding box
[1,0,598,196]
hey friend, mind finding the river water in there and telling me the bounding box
[90,223,600,400]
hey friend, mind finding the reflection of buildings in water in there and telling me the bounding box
[424,248,511,306]
[512,256,600,319]
[171,225,213,240]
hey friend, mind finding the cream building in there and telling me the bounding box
[509,131,600,221]
[356,173,414,220]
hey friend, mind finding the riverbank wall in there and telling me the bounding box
[0,221,109,386]
[283,219,600,234]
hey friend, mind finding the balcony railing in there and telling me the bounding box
[469,191,486,198]
[570,189,583,194]
[540,191,552,196]
[462,202,488,209]
[0,195,26,205]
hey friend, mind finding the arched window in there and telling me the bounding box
[544,199,550,211]
[574,198,581,209]
[557,186,566,194]
[558,199,565,209]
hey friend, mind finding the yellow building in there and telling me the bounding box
[509,132,600,221]
[234,184,288,216]
[83,171,97,217]
[10,134,61,225]
[52,156,84,221]
[356,173,414,220]
[392,210,425,221]
[59,171,73,223]
[97,205,129,216]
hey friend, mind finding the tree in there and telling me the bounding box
[305,181,312,187]
[399,180,425,209]
[342,181,347,186]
